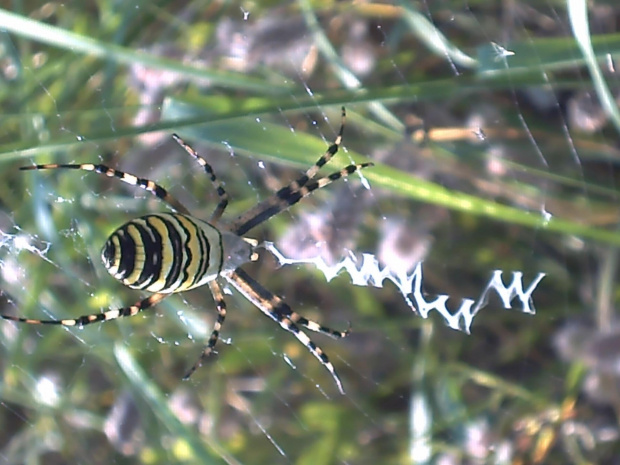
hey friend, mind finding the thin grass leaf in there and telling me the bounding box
[477,31,620,78]
[399,2,478,69]
[567,0,620,134]
[114,343,236,465]
[0,9,283,93]
[162,97,620,247]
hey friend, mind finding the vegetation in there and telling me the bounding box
[1,1,619,463]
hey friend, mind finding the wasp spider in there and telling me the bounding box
[4,107,372,394]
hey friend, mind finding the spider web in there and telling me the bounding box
[0,2,618,464]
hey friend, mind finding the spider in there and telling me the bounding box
[3,107,372,394]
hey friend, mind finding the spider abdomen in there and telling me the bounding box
[101,213,223,294]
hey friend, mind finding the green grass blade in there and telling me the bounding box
[114,344,236,465]
[0,9,284,93]
[567,0,620,133]
[477,31,620,78]
[399,2,478,69]
[162,98,620,247]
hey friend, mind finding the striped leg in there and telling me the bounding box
[302,106,346,181]
[171,134,229,223]
[0,293,167,327]
[292,314,350,339]
[183,280,228,380]
[222,267,347,339]
[20,164,191,215]
[224,267,346,395]
[230,161,373,236]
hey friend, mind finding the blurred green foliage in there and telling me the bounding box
[1,1,620,464]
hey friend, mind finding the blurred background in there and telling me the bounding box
[1,1,620,464]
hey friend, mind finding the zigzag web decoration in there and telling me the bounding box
[262,242,545,334]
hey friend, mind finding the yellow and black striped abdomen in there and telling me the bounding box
[101,213,223,294]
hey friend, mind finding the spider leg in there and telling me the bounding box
[224,267,345,394]
[292,314,350,339]
[172,134,229,223]
[0,293,166,327]
[20,164,191,215]
[224,266,349,338]
[302,106,346,181]
[183,280,228,380]
[229,161,373,236]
